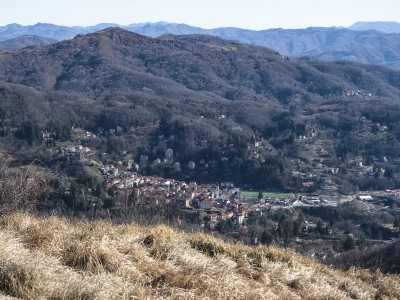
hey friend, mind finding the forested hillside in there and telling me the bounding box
[1,28,400,189]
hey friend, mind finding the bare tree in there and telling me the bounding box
[0,158,51,214]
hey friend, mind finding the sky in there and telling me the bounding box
[1,0,400,29]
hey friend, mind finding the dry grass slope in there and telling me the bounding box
[0,213,399,300]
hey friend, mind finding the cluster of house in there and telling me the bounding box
[341,89,373,99]
[246,138,275,161]
[291,152,394,193]
[297,126,318,141]
[100,160,300,229]
[138,148,198,172]
[359,117,388,133]
[57,144,94,161]
[345,157,387,179]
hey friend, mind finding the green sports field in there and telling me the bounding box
[241,191,293,199]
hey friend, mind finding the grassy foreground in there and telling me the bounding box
[0,214,399,299]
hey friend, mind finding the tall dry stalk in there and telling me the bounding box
[0,158,50,214]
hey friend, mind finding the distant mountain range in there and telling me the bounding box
[0,35,57,50]
[349,21,400,33]
[1,22,400,69]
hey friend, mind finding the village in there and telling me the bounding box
[96,151,400,234]
[51,126,400,216]
[43,123,400,258]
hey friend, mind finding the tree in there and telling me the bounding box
[365,156,374,166]
[55,124,71,141]
[278,218,293,247]
[342,235,356,251]
[384,168,394,178]
[394,216,400,229]
[316,221,329,236]
[260,229,274,245]
[15,122,43,145]
[0,159,50,214]
[219,219,235,234]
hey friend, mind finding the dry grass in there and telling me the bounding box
[0,213,399,299]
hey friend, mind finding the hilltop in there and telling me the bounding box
[0,213,399,299]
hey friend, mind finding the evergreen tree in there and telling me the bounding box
[260,229,274,245]
[393,216,400,228]
[15,122,43,145]
[343,235,356,251]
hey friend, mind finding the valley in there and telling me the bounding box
[1,27,400,287]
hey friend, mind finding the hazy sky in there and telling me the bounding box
[2,0,400,29]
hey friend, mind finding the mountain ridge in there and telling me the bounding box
[349,21,400,33]
[2,22,400,69]
[0,35,58,50]
[2,27,400,101]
